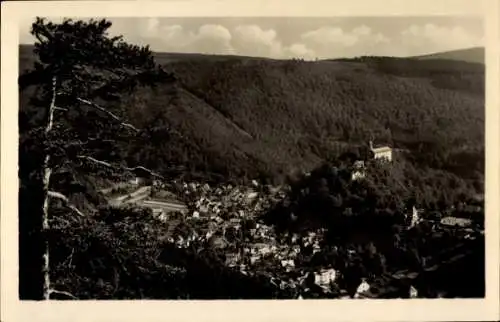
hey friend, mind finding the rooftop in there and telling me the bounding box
[372,146,392,153]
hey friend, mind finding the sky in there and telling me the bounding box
[19,16,484,59]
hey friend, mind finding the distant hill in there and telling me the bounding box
[153,51,275,64]
[19,44,485,184]
[409,47,484,64]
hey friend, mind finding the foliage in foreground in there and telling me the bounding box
[48,205,297,299]
[18,17,172,300]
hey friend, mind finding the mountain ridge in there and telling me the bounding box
[19,44,484,64]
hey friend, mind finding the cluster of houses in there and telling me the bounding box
[111,138,479,299]
[120,139,395,218]
[160,173,471,299]
[154,180,349,297]
[116,142,425,298]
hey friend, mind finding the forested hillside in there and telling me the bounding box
[410,47,484,64]
[19,44,484,186]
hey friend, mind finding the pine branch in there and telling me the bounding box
[48,190,84,217]
[37,21,55,41]
[48,289,78,300]
[75,97,138,132]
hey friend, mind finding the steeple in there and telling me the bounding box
[368,133,375,150]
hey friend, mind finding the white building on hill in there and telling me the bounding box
[370,140,393,162]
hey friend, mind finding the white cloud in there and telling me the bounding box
[301,26,359,48]
[199,24,232,41]
[190,24,233,54]
[232,25,283,58]
[352,25,371,36]
[234,25,276,45]
[374,33,390,44]
[127,19,234,54]
[295,25,394,59]
[286,43,316,60]
[231,24,319,60]
[138,17,161,38]
[158,25,192,48]
[399,23,483,55]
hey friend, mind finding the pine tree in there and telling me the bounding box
[19,17,173,300]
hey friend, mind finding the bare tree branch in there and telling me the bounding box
[75,97,138,132]
[77,155,114,169]
[38,22,55,41]
[48,191,84,217]
[77,155,164,179]
[48,289,78,300]
[124,165,164,179]
[67,248,74,267]
[34,32,50,45]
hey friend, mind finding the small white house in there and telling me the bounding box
[130,176,147,185]
[310,268,337,292]
[281,259,295,272]
[354,278,370,298]
[440,216,472,227]
[351,160,366,181]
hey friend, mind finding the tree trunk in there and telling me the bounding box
[19,76,58,300]
[41,76,57,300]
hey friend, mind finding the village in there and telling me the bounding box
[100,141,483,299]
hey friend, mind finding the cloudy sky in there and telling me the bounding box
[19,16,484,59]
